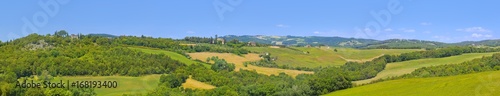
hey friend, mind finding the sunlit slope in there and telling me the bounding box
[245,47,420,68]
[57,75,160,96]
[326,71,500,96]
[354,52,500,85]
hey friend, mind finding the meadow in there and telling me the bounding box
[57,75,160,96]
[244,47,420,68]
[326,70,500,96]
[353,52,500,85]
[56,75,215,96]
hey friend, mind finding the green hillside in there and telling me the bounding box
[245,47,347,68]
[244,47,420,68]
[353,52,500,85]
[326,70,500,96]
[128,47,210,68]
[314,47,422,60]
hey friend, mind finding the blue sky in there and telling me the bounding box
[1,0,498,43]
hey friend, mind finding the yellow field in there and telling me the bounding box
[188,52,314,77]
[182,77,216,90]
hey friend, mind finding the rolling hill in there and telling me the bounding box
[127,47,208,67]
[244,47,421,68]
[353,52,500,85]
[326,70,500,96]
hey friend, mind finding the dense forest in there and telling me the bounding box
[0,31,190,95]
[0,33,186,77]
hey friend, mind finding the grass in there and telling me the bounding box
[57,75,215,96]
[188,52,314,77]
[326,70,500,96]
[57,75,161,96]
[353,52,500,85]
[128,47,210,68]
[244,47,420,68]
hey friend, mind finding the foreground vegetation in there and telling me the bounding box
[326,70,500,96]
[58,75,160,96]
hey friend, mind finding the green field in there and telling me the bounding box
[57,75,160,96]
[326,70,500,96]
[244,47,420,68]
[330,47,422,60]
[128,47,210,67]
[354,52,500,85]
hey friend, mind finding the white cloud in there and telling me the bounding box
[420,22,432,26]
[363,28,372,33]
[471,33,482,38]
[399,28,416,33]
[313,31,321,34]
[384,28,393,32]
[485,35,493,38]
[186,31,195,34]
[471,33,493,38]
[456,27,492,32]
[276,24,290,28]
[432,35,452,41]
[386,34,402,39]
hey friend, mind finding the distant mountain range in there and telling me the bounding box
[81,34,500,48]
[222,35,500,48]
